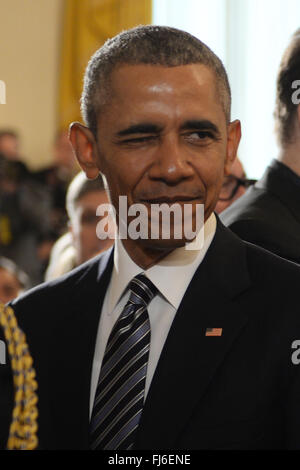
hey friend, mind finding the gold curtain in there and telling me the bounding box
[58,0,152,131]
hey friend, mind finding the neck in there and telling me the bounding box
[277,142,300,177]
[121,238,176,269]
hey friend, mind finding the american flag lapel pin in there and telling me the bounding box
[205,328,223,337]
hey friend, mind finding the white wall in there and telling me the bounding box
[153,0,300,179]
[0,0,63,169]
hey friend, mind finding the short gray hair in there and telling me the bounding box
[81,25,231,137]
[66,171,105,220]
[0,256,30,290]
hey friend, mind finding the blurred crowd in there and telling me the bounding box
[0,128,115,302]
[0,129,77,286]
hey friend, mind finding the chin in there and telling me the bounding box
[137,236,189,252]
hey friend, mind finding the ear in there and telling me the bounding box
[69,122,100,179]
[224,120,242,176]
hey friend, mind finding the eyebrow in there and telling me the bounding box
[180,120,220,135]
[115,119,220,138]
[116,123,163,137]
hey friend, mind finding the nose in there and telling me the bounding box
[148,134,194,184]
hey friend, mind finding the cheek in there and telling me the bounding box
[80,226,96,243]
[102,159,147,205]
[101,160,129,192]
[197,162,224,193]
[193,145,226,181]
[101,147,150,184]
[195,157,225,213]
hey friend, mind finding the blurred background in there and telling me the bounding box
[0,0,299,292]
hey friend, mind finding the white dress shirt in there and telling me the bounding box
[89,212,217,416]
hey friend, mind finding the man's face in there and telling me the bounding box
[71,190,114,264]
[0,268,22,304]
[80,64,240,253]
[0,135,19,160]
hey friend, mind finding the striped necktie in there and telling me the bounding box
[90,273,158,450]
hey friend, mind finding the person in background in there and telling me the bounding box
[215,158,256,213]
[0,257,29,304]
[221,29,300,264]
[0,130,30,180]
[45,171,114,281]
[33,130,80,236]
[0,130,20,161]
[0,137,53,286]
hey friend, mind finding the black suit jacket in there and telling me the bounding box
[220,159,300,264]
[1,219,300,449]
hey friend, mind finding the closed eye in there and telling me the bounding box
[119,135,158,145]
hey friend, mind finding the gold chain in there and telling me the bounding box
[0,303,38,450]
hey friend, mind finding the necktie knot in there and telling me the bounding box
[128,273,158,307]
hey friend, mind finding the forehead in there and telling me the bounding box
[0,134,17,144]
[99,63,225,127]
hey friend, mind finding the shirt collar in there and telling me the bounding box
[107,212,217,313]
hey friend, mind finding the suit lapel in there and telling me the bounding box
[49,248,114,449]
[135,220,251,449]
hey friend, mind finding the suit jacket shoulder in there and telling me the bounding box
[220,162,300,263]
[0,248,113,449]
[10,248,113,324]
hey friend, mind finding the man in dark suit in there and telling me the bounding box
[1,25,300,450]
[221,29,300,264]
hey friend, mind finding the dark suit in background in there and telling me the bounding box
[221,159,300,264]
[1,220,300,449]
